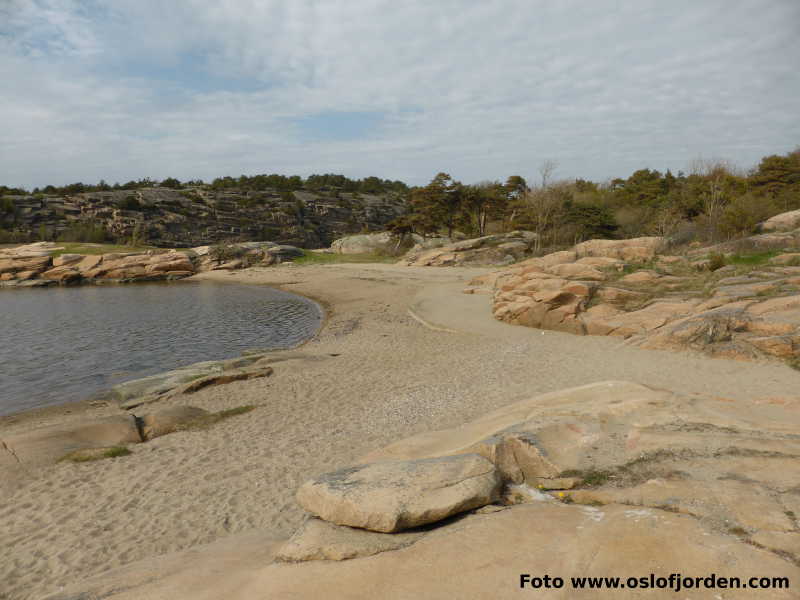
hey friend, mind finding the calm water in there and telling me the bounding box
[0,282,322,415]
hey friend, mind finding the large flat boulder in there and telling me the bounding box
[249,503,797,599]
[0,255,51,275]
[483,233,800,363]
[761,209,800,232]
[401,231,537,267]
[140,406,210,440]
[331,232,398,254]
[51,503,797,600]
[296,454,501,532]
[275,517,426,562]
[33,382,800,600]
[0,415,141,469]
[110,361,227,408]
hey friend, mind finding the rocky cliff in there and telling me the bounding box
[0,186,407,248]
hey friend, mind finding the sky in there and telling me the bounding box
[1,0,798,190]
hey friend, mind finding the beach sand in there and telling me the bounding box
[2,262,799,600]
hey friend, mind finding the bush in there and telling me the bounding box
[208,243,247,264]
[718,193,777,239]
[115,196,142,210]
[707,252,726,271]
[56,223,111,243]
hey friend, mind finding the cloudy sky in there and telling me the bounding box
[1,0,798,190]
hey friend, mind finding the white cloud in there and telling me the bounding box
[1,0,798,189]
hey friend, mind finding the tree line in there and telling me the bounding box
[390,148,800,249]
[2,148,798,248]
[0,173,408,197]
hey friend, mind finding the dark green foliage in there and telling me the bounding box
[56,222,111,243]
[160,177,182,189]
[1,196,15,215]
[208,243,247,264]
[208,173,406,194]
[115,196,142,210]
[0,185,27,196]
[725,251,781,266]
[407,173,462,237]
[563,202,619,240]
[4,146,798,249]
[707,253,726,271]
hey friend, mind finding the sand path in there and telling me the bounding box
[1,263,798,600]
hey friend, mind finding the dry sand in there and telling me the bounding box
[2,262,799,600]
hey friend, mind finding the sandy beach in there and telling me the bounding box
[2,262,799,600]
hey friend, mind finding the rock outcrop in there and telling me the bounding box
[1,415,141,469]
[0,241,304,289]
[762,208,800,232]
[296,454,501,532]
[399,231,538,267]
[471,235,800,363]
[47,381,800,599]
[107,354,274,409]
[0,186,407,248]
[330,232,405,255]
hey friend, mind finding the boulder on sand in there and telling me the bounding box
[140,406,210,440]
[275,517,426,562]
[296,454,501,532]
[0,415,141,469]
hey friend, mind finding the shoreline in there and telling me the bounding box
[2,262,799,600]
[0,274,325,427]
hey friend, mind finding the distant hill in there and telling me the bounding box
[0,186,408,248]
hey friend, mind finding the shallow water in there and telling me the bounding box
[0,281,322,415]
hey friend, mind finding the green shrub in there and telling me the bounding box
[60,446,132,463]
[115,196,142,210]
[707,252,726,271]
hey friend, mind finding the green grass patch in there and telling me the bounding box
[181,404,257,430]
[620,260,657,275]
[723,250,781,266]
[292,250,397,265]
[60,445,132,463]
[50,242,157,257]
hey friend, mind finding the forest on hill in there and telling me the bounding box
[393,148,800,251]
[0,174,408,247]
[1,148,798,248]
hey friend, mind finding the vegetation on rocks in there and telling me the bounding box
[0,174,408,248]
[389,148,800,251]
[59,446,132,463]
[473,231,800,364]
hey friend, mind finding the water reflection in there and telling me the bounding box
[0,281,322,415]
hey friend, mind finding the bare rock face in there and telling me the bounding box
[108,355,269,409]
[275,517,426,562]
[359,380,800,566]
[35,382,800,599]
[41,265,83,284]
[761,208,800,232]
[331,232,401,255]
[0,415,141,469]
[400,231,537,267]
[479,235,800,363]
[0,254,51,275]
[52,253,83,267]
[252,503,797,600]
[0,241,306,289]
[296,454,501,532]
[574,236,665,260]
